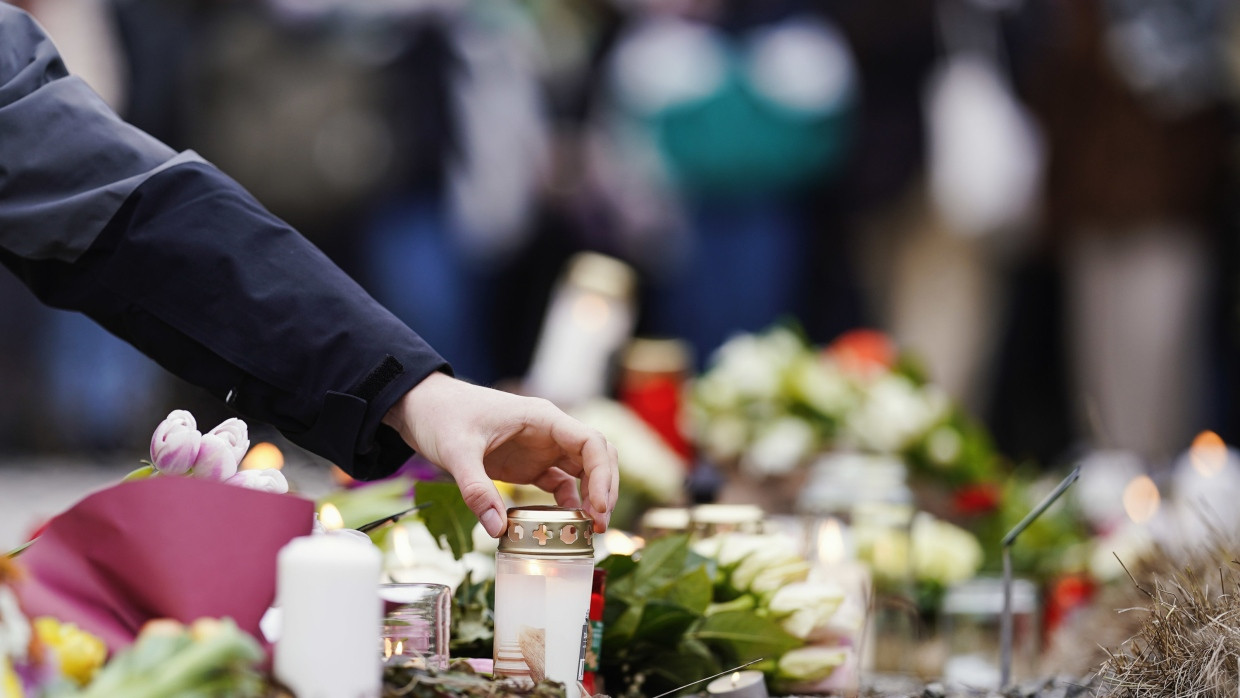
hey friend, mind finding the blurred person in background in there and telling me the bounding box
[1024,0,1233,468]
[582,0,861,368]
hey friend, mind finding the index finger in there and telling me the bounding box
[544,409,616,528]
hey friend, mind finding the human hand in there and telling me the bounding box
[382,372,619,537]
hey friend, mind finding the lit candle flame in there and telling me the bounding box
[1123,475,1160,524]
[384,637,393,659]
[817,517,845,565]
[319,503,345,531]
[731,672,740,687]
[1190,430,1227,477]
[240,442,284,471]
[395,640,404,656]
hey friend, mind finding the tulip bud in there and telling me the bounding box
[150,410,202,476]
[208,418,250,467]
[191,433,240,481]
[225,468,289,494]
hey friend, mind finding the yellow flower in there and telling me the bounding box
[33,617,106,686]
[1,656,23,698]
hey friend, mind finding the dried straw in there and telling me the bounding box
[1093,538,1240,697]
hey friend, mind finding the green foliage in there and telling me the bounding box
[598,534,799,698]
[319,477,416,530]
[415,481,477,560]
[450,572,495,659]
[71,619,265,698]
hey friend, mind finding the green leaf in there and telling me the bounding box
[5,539,35,558]
[691,611,801,664]
[319,476,415,529]
[640,644,724,698]
[603,600,642,647]
[634,601,699,642]
[123,464,156,481]
[650,565,713,615]
[415,480,477,559]
[598,552,639,581]
[633,533,691,592]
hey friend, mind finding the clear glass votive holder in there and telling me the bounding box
[379,582,451,670]
[940,577,1040,688]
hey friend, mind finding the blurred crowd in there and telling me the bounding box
[2,0,1239,474]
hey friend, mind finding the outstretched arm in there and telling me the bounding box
[0,6,618,527]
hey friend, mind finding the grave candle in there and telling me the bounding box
[493,507,595,698]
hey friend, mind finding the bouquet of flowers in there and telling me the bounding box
[689,326,998,486]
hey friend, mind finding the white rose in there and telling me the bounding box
[777,646,848,682]
[789,356,855,418]
[701,414,749,461]
[748,558,813,596]
[709,329,804,402]
[912,514,983,586]
[472,522,500,554]
[693,533,769,567]
[731,541,810,592]
[742,417,817,476]
[767,582,846,639]
[926,426,963,466]
[694,373,741,412]
[843,376,949,453]
[570,399,686,502]
[386,522,469,591]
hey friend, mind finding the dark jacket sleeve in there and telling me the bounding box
[0,6,449,479]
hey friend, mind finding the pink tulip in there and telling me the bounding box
[191,433,240,481]
[225,469,289,494]
[150,410,202,476]
[208,418,250,466]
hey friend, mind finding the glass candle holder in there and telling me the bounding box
[493,507,595,698]
[379,582,451,670]
[940,577,1040,688]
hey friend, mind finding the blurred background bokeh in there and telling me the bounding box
[3,0,1239,478]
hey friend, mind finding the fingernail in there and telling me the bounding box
[481,508,503,538]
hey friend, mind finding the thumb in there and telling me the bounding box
[452,464,508,538]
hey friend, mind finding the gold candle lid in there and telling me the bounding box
[498,506,595,557]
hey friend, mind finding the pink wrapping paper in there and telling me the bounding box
[13,476,314,651]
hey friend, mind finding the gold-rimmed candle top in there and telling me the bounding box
[497,506,594,557]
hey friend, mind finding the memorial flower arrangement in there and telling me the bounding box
[689,326,998,486]
[596,531,858,697]
[1,556,266,698]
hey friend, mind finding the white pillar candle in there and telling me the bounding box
[275,535,382,698]
[706,670,769,698]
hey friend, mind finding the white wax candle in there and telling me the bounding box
[275,535,382,698]
[544,562,593,698]
[493,555,593,698]
[706,670,769,698]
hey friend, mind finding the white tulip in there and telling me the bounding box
[767,582,846,639]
